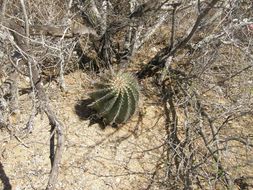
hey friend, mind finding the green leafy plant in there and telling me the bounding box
[88,71,140,124]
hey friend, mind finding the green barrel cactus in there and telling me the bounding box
[88,71,140,124]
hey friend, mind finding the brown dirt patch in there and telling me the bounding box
[0,70,165,190]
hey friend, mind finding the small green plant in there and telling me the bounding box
[88,71,140,124]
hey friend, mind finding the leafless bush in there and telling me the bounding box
[0,0,252,189]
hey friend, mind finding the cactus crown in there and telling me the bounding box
[88,71,140,124]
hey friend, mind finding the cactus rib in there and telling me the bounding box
[88,71,140,124]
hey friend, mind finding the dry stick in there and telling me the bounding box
[168,3,178,52]
[162,80,193,189]
[123,0,137,52]
[182,103,194,189]
[134,12,169,53]
[197,128,231,187]
[0,0,20,126]
[59,56,66,91]
[159,3,178,83]
[20,0,29,47]
[169,0,220,56]
[67,0,73,16]
[18,1,64,190]
[26,61,37,133]
[201,64,253,95]
[197,0,201,14]
[44,104,64,190]
[220,137,253,147]
[89,0,102,29]
[0,0,7,23]
[137,0,220,79]
[29,61,64,190]
[19,0,36,133]
[160,7,184,186]
[101,0,108,34]
[128,1,173,58]
[194,99,231,187]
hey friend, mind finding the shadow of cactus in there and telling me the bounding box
[0,162,12,190]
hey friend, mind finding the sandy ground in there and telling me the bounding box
[0,71,166,190]
[0,71,252,190]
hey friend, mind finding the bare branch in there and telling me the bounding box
[0,0,7,24]
[137,0,221,79]
[20,0,30,47]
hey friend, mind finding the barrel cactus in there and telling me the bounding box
[88,71,140,124]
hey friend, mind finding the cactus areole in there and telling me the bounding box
[88,72,140,124]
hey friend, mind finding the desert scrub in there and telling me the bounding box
[88,71,140,124]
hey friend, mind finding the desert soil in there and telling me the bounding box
[0,70,165,190]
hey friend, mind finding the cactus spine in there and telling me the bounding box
[88,71,140,124]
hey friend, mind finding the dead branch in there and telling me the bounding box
[137,0,220,79]
[29,23,98,38]
[20,0,29,46]
[220,137,253,147]
[162,78,194,189]
[0,0,7,24]
[6,2,65,189]
[133,12,170,53]
[28,58,64,190]
[1,1,252,189]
